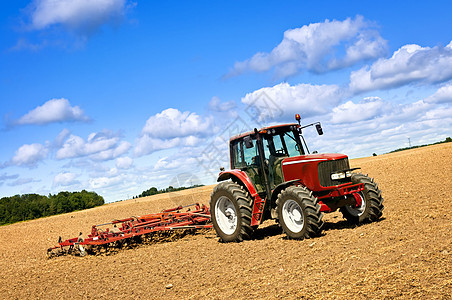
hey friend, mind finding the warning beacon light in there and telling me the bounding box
[295,113,301,125]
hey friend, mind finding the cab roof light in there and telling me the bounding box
[295,113,301,125]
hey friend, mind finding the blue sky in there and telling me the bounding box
[1,1,451,202]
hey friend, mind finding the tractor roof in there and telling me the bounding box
[230,123,298,141]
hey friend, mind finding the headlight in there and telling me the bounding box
[331,171,352,180]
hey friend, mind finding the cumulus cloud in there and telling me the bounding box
[54,128,71,147]
[349,41,452,93]
[228,16,387,78]
[141,108,213,139]
[242,82,344,122]
[56,130,131,161]
[0,173,19,181]
[331,97,385,124]
[0,173,20,186]
[134,108,213,156]
[10,143,48,167]
[208,96,236,112]
[154,156,198,171]
[116,156,133,169]
[89,175,123,189]
[309,88,452,158]
[28,0,129,36]
[8,178,40,187]
[16,98,90,125]
[53,172,80,186]
[134,136,182,157]
[425,83,452,104]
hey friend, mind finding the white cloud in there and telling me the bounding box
[0,173,19,183]
[208,96,236,112]
[134,135,181,157]
[16,98,90,125]
[422,105,452,120]
[89,175,122,189]
[228,16,387,78]
[154,156,198,171]
[56,130,130,161]
[331,97,385,124]
[349,41,452,93]
[11,143,48,167]
[53,172,79,187]
[116,156,133,169]
[134,108,213,156]
[28,0,128,35]
[7,178,39,187]
[425,83,452,104]
[141,108,213,139]
[242,82,344,122]
[310,90,452,158]
[90,141,131,161]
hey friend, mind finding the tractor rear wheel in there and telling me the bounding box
[340,173,384,224]
[210,181,253,242]
[276,186,323,240]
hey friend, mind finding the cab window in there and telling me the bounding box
[231,141,244,168]
[243,137,259,166]
[231,136,260,169]
[282,130,303,157]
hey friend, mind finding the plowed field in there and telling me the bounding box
[1,143,451,299]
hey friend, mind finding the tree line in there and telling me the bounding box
[133,185,204,199]
[0,190,104,225]
[389,137,452,154]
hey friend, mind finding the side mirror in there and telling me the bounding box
[316,124,323,135]
[244,136,254,149]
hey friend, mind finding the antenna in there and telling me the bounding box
[408,138,412,147]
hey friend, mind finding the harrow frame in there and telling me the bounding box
[47,203,212,257]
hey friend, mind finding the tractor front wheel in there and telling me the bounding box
[276,186,323,240]
[210,181,253,242]
[340,173,384,224]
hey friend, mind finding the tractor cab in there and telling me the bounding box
[230,124,305,194]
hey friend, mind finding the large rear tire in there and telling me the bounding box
[276,186,323,240]
[210,181,254,242]
[340,173,384,224]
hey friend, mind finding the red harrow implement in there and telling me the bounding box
[47,203,212,257]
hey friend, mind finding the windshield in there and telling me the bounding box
[265,129,304,158]
[231,127,304,169]
[282,131,302,157]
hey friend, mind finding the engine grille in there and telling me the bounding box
[318,158,350,187]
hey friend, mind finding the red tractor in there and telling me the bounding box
[210,114,384,242]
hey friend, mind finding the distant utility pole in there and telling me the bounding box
[408,138,412,147]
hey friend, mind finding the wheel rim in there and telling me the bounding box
[215,196,238,235]
[345,192,366,217]
[282,199,305,233]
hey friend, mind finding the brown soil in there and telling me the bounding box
[1,143,451,299]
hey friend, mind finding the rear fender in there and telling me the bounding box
[217,170,259,199]
[217,170,265,226]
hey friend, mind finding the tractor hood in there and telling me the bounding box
[281,153,350,191]
[281,153,348,167]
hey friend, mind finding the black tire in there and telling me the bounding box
[340,173,384,224]
[210,181,254,242]
[276,186,323,240]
